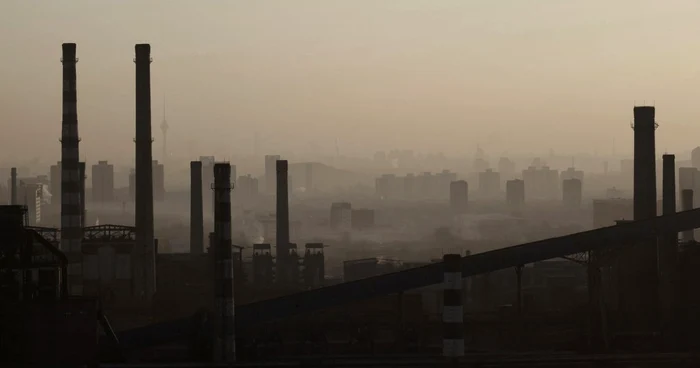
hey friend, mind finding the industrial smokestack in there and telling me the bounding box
[134,44,155,299]
[276,160,289,284]
[213,163,235,362]
[10,167,17,205]
[60,43,83,296]
[662,154,676,216]
[659,154,677,333]
[624,106,659,332]
[633,106,658,220]
[190,161,204,254]
[682,189,694,242]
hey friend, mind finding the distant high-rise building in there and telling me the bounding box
[236,174,259,199]
[152,160,165,202]
[18,181,42,225]
[522,166,559,200]
[128,169,136,202]
[449,180,468,214]
[560,167,584,182]
[200,157,215,216]
[351,209,375,230]
[435,170,457,199]
[562,178,582,208]
[265,155,281,194]
[497,157,516,181]
[49,162,61,207]
[678,167,700,207]
[506,179,525,209]
[375,174,395,199]
[692,147,700,169]
[330,202,352,230]
[478,169,501,198]
[91,161,114,203]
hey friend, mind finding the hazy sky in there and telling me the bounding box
[2,0,700,164]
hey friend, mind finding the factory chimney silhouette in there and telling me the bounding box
[60,43,83,296]
[622,105,659,332]
[660,153,677,333]
[213,163,236,362]
[633,106,658,220]
[276,160,290,284]
[134,44,155,299]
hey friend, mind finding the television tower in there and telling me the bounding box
[160,97,169,162]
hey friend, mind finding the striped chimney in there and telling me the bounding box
[134,44,156,299]
[213,163,235,362]
[443,254,464,360]
[60,43,83,296]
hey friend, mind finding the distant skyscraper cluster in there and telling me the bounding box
[375,170,457,200]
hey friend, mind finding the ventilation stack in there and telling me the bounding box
[10,167,17,205]
[190,161,204,254]
[60,43,83,296]
[682,189,694,242]
[275,160,290,285]
[624,106,659,332]
[134,44,155,299]
[632,106,658,220]
[660,154,677,335]
[213,163,235,362]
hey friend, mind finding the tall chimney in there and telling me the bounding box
[624,106,659,332]
[10,167,17,205]
[190,161,204,254]
[659,154,677,333]
[134,44,155,299]
[682,189,694,242]
[633,106,657,220]
[662,155,676,216]
[276,160,289,284]
[213,163,235,362]
[60,43,83,296]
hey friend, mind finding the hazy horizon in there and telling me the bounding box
[3,1,700,164]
